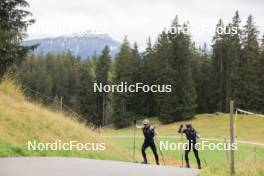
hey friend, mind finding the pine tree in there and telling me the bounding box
[142,38,157,116]
[228,11,242,111]
[0,0,35,78]
[129,43,144,115]
[112,37,136,128]
[258,36,264,112]
[167,20,197,121]
[210,13,243,113]
[240,15,260,110]
[210,19,227,112]
[153,17,197,123]
[75,60,98,125]
[95,46,111,125]
[191,44,212,113]
[152,30,173,123]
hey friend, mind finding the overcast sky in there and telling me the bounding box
[26,0,264,50]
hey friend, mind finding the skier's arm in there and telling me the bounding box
[135,124,143,129]
[195,130,200,139]
[178,125,184,133]
[133,119,143,129]
[150,126,158,135]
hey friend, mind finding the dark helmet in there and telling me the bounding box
[186,123,192,128]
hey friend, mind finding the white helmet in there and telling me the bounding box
[143,119,150,125]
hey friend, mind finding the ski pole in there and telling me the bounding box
[133,119,136,162]
[201,139,207,167]
[181,132,184,167]
[197,137,207,168]
[203,158,207,167]
[155,137,166,165]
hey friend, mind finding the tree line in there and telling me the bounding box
[1,1,264,128]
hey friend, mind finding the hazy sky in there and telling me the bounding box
[26,0,264,50]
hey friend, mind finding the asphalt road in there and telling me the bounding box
[0,157,200,176]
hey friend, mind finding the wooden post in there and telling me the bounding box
[60,96,63,112]
[230,100,235,175]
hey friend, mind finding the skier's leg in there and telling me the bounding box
[141,142,149,163]
[185,143,191,168]
[150,142,159,165]
[193,146,201,169]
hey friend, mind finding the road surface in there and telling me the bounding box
[0,157,200,176]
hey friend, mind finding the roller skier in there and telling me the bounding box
[178,123,201,169]
[135,119,159,165]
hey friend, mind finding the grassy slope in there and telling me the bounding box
[1,78,263,175]
[103,116,264,175]
[105,114,264,142]
[0,79,131,161]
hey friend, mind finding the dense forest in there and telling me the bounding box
[1,0,264,128]
[15,12,264,128]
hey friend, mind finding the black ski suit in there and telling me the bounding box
[141,126,159,165]
[178,126,201,168]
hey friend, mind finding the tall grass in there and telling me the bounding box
[0,77,131,161]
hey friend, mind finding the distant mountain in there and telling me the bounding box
[23,31,120,59]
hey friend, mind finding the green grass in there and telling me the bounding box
[0,78,131,161]
[102,116,264,175]
[1,78,263,175]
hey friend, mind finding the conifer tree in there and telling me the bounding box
[258,36,264,112]
[142,38,157,116]
[210,19,227,112]
[228,11,242,111]
[240,15,260,110]
[191,44,212,113]
[153,17,197,123]
[95,46,111,125]
[112,37,135,127]
[0,0,35,78]
[75,60,98,125]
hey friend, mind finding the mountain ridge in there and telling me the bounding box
[23,32,120,59]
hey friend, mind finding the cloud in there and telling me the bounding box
[26,0,264,50]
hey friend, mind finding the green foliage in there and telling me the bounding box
[191,44,212,113]
[14,11,264,126]
[153,18,197,123]
[95,46,111,125]
[210,12,264,113]
[141,38,157,116]
[112,112,135,129]
[239,15,260,111]
[16,53,77,105]
[258,36,264,113]
[0,0,35,78]
[75,60,99,125]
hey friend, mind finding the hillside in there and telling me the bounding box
[0,78,130,161]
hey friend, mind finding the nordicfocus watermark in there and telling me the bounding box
[159,140,238,151]
[27,140,106,151]
[166,24,238,35]
[94,82,172,93]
